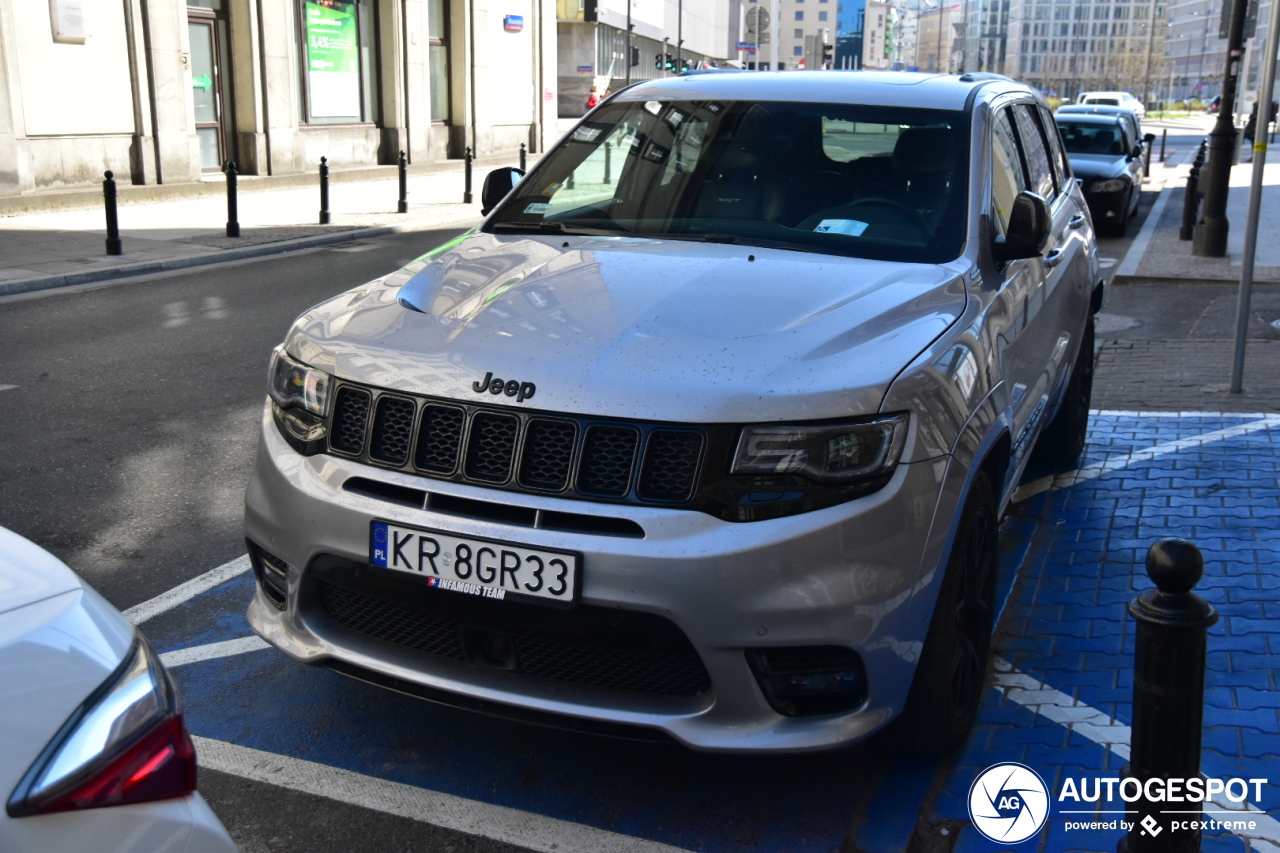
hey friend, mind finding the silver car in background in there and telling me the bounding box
[245,71,1101,755]
[0,526,235,852]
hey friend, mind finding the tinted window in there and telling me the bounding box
[489,99,972,264]
[1013,105,1056,200]
[1056,121,1127,155]
[992,108,1028,233]
[1039,106,1072,184]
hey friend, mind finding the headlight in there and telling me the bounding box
[268,345,330,415]
[731,415,908,484]
[1091,179,1127,193]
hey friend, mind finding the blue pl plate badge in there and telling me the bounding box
[814,219,870,236]
[371,522,389,567]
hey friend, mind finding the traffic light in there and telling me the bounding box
[679,57,691,72]
[630,46,640,67]
[655,53,665,70]
[822,42,834,68]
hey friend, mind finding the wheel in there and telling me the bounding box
[1032,318,1095,469]
[895,471,998,757]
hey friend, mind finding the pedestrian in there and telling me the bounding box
[585,86,600,112]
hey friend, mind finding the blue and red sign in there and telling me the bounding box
[503,14,523,31]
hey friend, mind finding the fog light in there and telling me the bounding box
[247,542,289,610]
[746,646,868,717]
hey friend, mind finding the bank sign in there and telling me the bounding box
[304,0,361,119]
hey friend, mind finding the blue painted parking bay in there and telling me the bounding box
[141,412,1280,852]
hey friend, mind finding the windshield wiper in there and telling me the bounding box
[490,221,646,239]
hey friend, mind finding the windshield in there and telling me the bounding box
[1057,121,1126,155]
[1085,98,1120,107]
[487,99,970,264]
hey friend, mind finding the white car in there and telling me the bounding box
[0,527,236,852]
[1076,90,1145,119]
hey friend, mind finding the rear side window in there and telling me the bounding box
[1013,106,1056,201]
[991,108,1028,233]
[1038,106,1072,185]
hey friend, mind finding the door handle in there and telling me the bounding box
[1068,214,1086,229]
[1043,248,1065,268]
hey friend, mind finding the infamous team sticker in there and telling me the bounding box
[427,576,506,600]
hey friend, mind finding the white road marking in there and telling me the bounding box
[994,659,1280,846]
[192,736,690,853]
[202,295,228,319]
[160,635,269,668]
[0,384,16,392]
[1013,414,1280,502]
[1115,173,1178,277]
[123,554,251,625]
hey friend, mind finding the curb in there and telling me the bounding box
[0,216,478,298]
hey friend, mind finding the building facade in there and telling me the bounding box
[556,0,732,115]
[1163,0,1277,108]
[742,0,836,70]
[0,0,558,195]
[1006,0,1166,101]
[917,3,963,72]
[958,0,1010,73]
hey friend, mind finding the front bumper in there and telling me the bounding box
[1084,186,1132,222]
[244,405,954,753]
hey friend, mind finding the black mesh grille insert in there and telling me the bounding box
[414,404,465,474]
[330,387,372,455]
[638,431,704,502]
[519,419,578,491]
[464,413,519,483]
[368,396,416,466]
[317,579,710,696]
[577,426,639,497]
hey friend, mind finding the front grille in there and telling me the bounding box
[318,579,711,696]
[368,396,416,466]
[330,386,372,455]
[577,426,640,497]
[465,413,519,482]
[326,380,708,508]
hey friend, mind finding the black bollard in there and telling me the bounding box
[1180,164,1200,240]
[103,171,122,256]
[519,142,528,172]
[319,157,331,225]
[225,161,240,238]
[1144,136,1153,179]
[463,146,473,204]
[397,150,408,214]
[1160,128,1168,163]
[603,141,612,185]
[1117,539,1218,853]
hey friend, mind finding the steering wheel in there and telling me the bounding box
[842,196,932,236]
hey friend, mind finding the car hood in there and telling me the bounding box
[286,232,967,423]
[1069,154,1129,181]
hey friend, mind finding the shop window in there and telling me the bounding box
[429,0,451,122]
[298,0,379,124]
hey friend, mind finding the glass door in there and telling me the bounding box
[188,17,224,170]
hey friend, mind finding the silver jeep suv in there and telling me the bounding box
[245,71,1100,754]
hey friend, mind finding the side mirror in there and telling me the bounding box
[481,167,526,215]
[1143,133,1156,144]
[1129,144,1144,159]
[994,190,1050,263]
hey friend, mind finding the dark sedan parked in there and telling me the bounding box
[1055,113,1146,235]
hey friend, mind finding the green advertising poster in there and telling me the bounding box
[304,0,361,118]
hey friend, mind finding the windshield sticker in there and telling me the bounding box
[644,100,662,115]
[814,219,870,237]
[541,182,563,196]
[523,203,550,215]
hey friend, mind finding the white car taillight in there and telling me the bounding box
[6,635,197,817]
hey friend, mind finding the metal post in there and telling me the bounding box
[102,171,123,256]
[225,161,240,239]
[319,157,331,225]
[1192,0,1250,256]
[463,146,473,204]
[1160,128,1167,163]
[397,150,408,213]
[625,1,632,86]
[520,142,527,172]
[1117,539,1218,853]
[1144,135,1154,178]
[1180,161,1201,240]
[1229,0,1280,393]
[603,141,612,184]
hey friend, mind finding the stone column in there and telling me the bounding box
[0,0,28,193]
[145,0,202,183]
[228,0,268,174]
[122,0,158,183]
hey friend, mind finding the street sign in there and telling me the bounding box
[192,74,213,91]
[745,5,770,39]
[736,41,757,50]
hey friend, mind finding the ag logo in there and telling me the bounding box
[968,762,1050,844]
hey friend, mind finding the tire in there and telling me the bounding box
[1032,318,1095,469]
[895,471,998,757]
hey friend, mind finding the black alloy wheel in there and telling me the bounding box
[895,471,998,756]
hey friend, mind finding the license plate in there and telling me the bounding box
[369,520,579,606]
